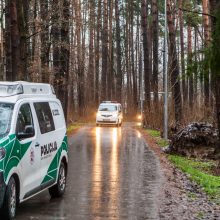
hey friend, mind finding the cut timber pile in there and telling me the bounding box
[165,122,219,159]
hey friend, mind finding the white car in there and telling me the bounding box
[96,101,123,126]
[0,82,68,219]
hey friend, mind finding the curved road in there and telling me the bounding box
[16,125,162,220]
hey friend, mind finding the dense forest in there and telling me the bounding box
[0,0,220,140]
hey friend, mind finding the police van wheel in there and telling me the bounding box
[2,177,17,220]
[49,162,66,198]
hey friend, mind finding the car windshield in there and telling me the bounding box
[0,103,14,138]
[99,105,117,112]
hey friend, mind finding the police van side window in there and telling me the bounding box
[16,103,35,140]
[34,102,55,134]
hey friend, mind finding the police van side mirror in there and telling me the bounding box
[17,125,35,140]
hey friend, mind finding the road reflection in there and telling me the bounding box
[91,127,103,214]
[109,128,120,218]
[91,127,122,218]
[137,130,142,138]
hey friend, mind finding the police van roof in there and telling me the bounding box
[0,81,56,101]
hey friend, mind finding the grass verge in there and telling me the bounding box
[144,128,220,203]
[145,129,169,148]
[67,123,83,133]
[169,155,220,201]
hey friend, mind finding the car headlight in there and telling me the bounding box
[0,148,6,160]
[96,112,101,117]
[138,115,142,120]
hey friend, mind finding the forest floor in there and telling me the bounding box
[140,129,220,220]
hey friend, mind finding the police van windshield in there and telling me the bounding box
[99,105,117,112]
[0,103,14,138]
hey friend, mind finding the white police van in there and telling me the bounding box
[96,101,123,126]
[0,82,68,219]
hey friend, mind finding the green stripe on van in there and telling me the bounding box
[1,134,32,182]
[41,135,68,185]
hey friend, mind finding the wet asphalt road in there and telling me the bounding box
[15,124,162,220]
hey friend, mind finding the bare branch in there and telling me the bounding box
[179,7,216,19]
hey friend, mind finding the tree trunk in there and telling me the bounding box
[0,0,4,80]
[60,0,70,118]
[152,0,159,106]
[108,0,114,100]
[179,0,187,103]
[40,0,50,83]
[203,0,211,106]
[75,0,85,116]
[17,0,28,80]
[167,0,182,124]
[188,25,194,108]
[51,0,61,102]
[88,0,95,107]
[141,0,151,113]
[101,0,108,101]
[95,0,102,106]
[115,0,122,103]
[209,0,220,147]
[5,0,12,80]
[5,0,20,81]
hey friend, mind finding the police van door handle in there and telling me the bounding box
[35,142,40,148]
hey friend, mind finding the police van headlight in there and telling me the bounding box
[0,148,6,160]
[0,84,23,97]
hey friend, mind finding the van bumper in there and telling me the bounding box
[0,172,6,208]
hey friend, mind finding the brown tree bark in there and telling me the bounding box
[130,1,138,113]
[209,0,220,148]
[5,0,12,80]
[0,1,4,80]
[5,0,20,81]
[40,0,50,83]
[187,25,194,108]
[88,0,95,107]
[108,0,114,100]
[75,0,85,116]
[203,0,211,106]
[95,0,102,105]
[167,0,182,124]
[141,0,151,112]
[17,0,29,80]
[51,0,61,98]
[101,0,108,101]
[115,0,122,103]
[152,0,159,106]
[60,0,70,118]
[179,0,187,103]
